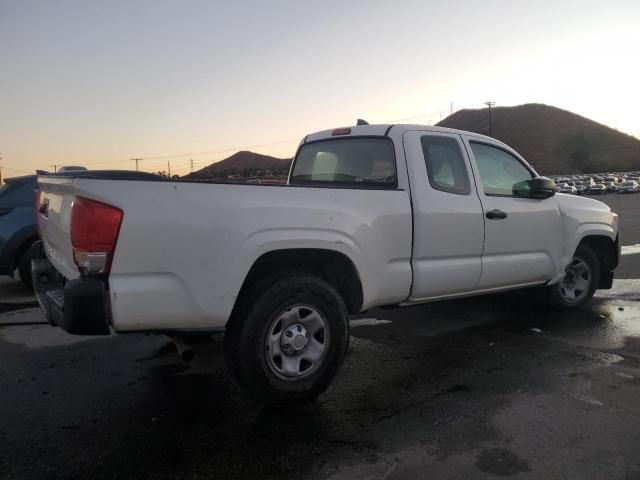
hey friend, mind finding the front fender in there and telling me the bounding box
[574,222,618,245]
[552,220,619,284]
[553,194,619,283]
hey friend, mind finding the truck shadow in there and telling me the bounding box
[350,289,619,344]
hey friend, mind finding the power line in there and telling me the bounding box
[386,109,450,123]
[56,137,301,172]
[172,162,196,170]
[136,138,300,161]
[81,159,132,166]
[384,103,486,124]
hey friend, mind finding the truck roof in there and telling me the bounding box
[304,124,500,145]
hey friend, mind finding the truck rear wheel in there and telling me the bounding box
[224,273,349,405]
[547,244,599,309]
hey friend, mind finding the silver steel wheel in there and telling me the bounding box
[265,304,329,381]
[557,257,592,304]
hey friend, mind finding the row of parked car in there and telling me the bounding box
[550,172,640,195]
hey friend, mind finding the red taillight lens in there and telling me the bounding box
[71,197,123,275]
[35,189,42,238]
[332,128,351,136]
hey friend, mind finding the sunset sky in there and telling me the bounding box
[1,0,639,176]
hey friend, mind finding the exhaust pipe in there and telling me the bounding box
[173,336,195,362]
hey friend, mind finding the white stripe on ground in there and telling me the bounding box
[621,244,640,256]
[595,278,640,298]
[350,318,392,327]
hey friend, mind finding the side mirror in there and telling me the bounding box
[513,177,556,199]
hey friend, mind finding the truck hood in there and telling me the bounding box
[555,193,618,236]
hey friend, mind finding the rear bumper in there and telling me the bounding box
[31,241,111,335]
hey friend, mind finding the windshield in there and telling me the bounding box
[290,137,396,188]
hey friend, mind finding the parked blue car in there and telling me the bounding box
[0,174,38,289]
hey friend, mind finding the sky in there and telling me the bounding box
[1,0,639,176]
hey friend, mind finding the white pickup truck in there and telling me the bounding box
[33,124,620,404]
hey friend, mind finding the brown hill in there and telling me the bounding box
[188,151,292,178]
[436,103,640,174]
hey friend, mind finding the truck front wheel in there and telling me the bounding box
[548,244,600,309]
[224,273,349,405]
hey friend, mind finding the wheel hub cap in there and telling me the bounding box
[558,257,591,303]
[265,305,329,381]
[281,323,309,354]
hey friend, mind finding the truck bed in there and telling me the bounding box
[37,173,413,331]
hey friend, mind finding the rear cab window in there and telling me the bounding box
[420,136,470,195]
[290,137,396,188]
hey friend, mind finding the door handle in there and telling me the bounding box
[486,209,508,220]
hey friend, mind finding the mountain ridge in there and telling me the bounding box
[436,103,640,174]
[187,150,291,178]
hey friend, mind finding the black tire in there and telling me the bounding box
[224,272,349,406]
[17,246,34,291]
[547,243,599,309]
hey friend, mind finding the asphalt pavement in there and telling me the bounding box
[1,193,639,480]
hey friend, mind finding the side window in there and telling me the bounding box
[469,142,533,196]
[420,136,470,195]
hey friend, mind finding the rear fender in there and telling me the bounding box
[237,228,369,301]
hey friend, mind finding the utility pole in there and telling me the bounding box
[484,101,495,137]
[0,153,3,184]
[50,164,58,172]
[190,158,194,173]
[131,158,142,171]
[167,160,171,177]
[450,101,453,116]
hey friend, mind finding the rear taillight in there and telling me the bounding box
[71,197,123,276]
[35,189,42,238]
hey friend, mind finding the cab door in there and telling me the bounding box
[463,138,563,289]
[403,130,485,300]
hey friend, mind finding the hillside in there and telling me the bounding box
[188,151,291,179]
[436,103,640,174]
